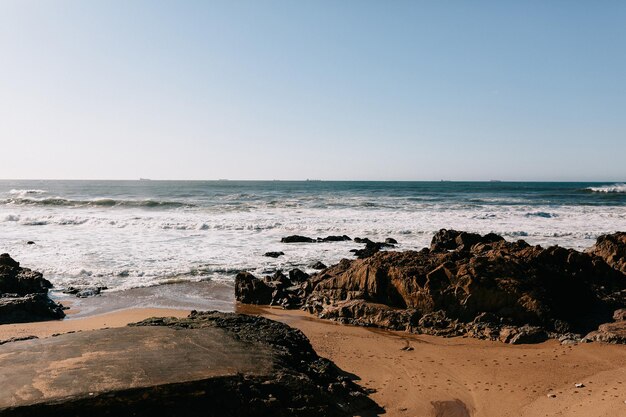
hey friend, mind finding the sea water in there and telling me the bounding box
[0,180,624,294]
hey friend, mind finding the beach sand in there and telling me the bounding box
[2,305,626,417]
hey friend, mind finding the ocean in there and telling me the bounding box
[1,180,625,297]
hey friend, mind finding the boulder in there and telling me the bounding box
[264,251,284,258]
[0,294,65,324]
[281,235,315,243]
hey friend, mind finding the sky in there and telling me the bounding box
[0,1,625,181]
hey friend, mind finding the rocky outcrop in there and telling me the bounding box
[587,232,626,274]
[0,311,381,417]
[235,270,310,309]
[0,254,65,324]
[238,230,626,344]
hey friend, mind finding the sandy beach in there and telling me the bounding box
[2,305,625,417]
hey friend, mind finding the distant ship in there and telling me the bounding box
[489,180,502,183]
[306,179,321,182]
[139,178,151,181]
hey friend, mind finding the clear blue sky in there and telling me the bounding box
[1,1,624,181]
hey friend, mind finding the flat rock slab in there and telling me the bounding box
[0,312,380,417]
[0,326,274,409]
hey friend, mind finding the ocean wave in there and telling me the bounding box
[586,183,626,193]
[525,211,557,218]
[2,197,195,208]
[9,189,46,196]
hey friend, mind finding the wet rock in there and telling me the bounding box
[281,235,315,243]
[317,235,351,242]
[26,241,35,245]
[385,238,398,244]
[310,261,327,270]
[264,251,284,258]
[0,294,65,324]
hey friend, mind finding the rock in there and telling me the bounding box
[281,235,315,243]
[0,254,64,324]
[0,311,382,416]
[614,308,626,321]
[26,241,35,245]
[0,253,20,268]
[0,294,65,324]
[318,235,351,242]
[547,393,557,398]
[575,383,585,388]
[587,232,626,274]
[264,251,285,258]
[288,268,309,283]
[385,238,398,244]
[430,229,505,252]
[235,272,273,305]
[310,261,327,270]
[583,321,626,344]
[0,335,38,345]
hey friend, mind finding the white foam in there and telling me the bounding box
[0,201,624,292]
[587,183,626,193]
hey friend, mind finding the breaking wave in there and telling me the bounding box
[1,197,195,208]
[586,183,626,193]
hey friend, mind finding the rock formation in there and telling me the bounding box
[0,254,65,324]
[237,230,626,344]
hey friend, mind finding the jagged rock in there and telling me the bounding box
[310,261,327,270]
[351,239,395,259]
[264,251,284,258]
[587,232,626,274]
[385,238,398,244]
[63,286,107,298]
[235,272,273,305]
[240,230,626,344]
[281,235,315,243]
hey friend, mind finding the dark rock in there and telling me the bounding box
[317,235,351,242]
[264,251,284,258]
[281,235,315,243]
[63,286,107,298]
[235,272,273,305]
[310,261,327,270]
[0,254,64,324]
[0,294,65,324]
[288,268,309,283]
[430,229,505,252]
[385,238,398,244]
[0,335,38,345]
[0,253,20,269]
[26,241,35,245]
[587,232,626,274]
